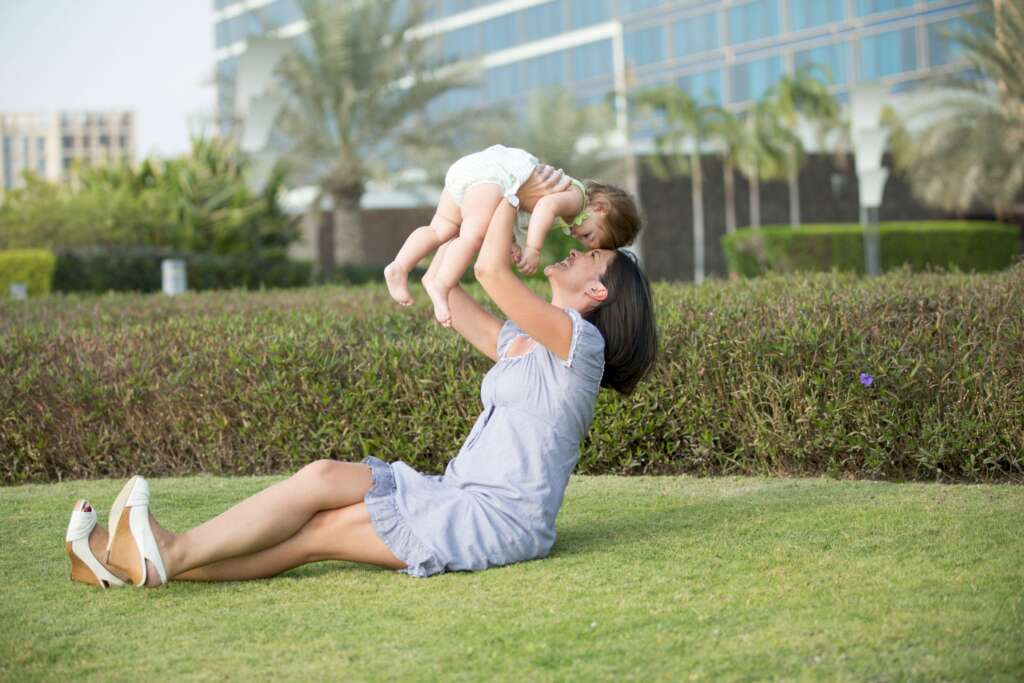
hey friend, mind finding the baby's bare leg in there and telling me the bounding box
[425,183,504,326]
[385,190,461,306]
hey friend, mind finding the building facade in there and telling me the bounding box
[0,111,135,197]
[213,0,975,136]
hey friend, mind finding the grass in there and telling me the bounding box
[1,474,1022,682]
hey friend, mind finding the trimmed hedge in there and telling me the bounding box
[722,221,1020,277]
[0,249,56,298]
[53,246,313,293]
[1,266,1022,484]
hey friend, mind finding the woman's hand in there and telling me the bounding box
[516,246,541,275]
[535,164,572,193]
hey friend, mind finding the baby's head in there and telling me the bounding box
[571,181,641,250]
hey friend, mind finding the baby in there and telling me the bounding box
[385,144,640,326]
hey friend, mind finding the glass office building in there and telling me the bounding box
[213,0,975,140]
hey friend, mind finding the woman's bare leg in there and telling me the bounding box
[142,460,374,583]
[424,183,505,326]
[175,503,405,581]
[385,190,462,306]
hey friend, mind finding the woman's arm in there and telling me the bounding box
[473,201,573,362]
[423,242,502,361]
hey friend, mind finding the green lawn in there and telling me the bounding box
[2,474,1022,682]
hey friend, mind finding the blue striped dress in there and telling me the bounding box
[362,306,605,577]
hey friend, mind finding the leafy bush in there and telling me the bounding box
[0,249,56,298]
[0,138,298,258]
[723,221,1020,277]
[1,266,1021,484]
[53,246,313,293]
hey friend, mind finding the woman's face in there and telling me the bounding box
[544,248,614,301]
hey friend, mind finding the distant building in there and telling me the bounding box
[213,0,975,138]
[0,111,135,197]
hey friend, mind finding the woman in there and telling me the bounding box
[63,172,658,586]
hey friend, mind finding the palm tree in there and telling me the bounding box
[885,0,1024,217]
[271,0,473,272]
[768,64,843,227]
[734,99,794,229]
[635,87,717,283]
[708,106,742,235]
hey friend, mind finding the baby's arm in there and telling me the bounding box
[518,190,585,274]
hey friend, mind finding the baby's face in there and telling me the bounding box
[571,213,611,250]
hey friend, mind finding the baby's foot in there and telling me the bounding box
[424,280,452,327]
[384,262,413,307]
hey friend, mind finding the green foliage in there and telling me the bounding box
[52,247,313,293]
[885,1,1024,215]
[0,138,298,257]
[722,222,1019,276]
[273,0,472,198]
[1,268,1021,484]
[0,249,56,298]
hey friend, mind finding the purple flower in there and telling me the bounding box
[859,373,874,387]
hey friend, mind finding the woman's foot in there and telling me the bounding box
[423,280,452,327]
[384,262,413,307]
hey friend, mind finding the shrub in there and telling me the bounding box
[53,246,313,293]
[1,266,1021,484]
[722,221,1020,277]
[0,249,56,298]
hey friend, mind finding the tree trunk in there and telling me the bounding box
[788,165,801,227]
[691,151,705,285]
[329,187,366,270]
[314,209,334,279]
[723,158,736,234]
[750,171,761,229]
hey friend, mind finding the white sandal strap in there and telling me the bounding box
[127,478,167,585]
[71,537,126,587]
[65,507,96,542]
[66,502,126,587]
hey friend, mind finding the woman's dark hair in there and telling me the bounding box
[583,249,658,395]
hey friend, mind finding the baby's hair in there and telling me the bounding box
[584,181,641,248]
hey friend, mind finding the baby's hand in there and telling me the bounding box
[535,164,572,193]
[510,244,522,266]
[516,246,541,275]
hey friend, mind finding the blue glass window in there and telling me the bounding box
[572,39,613,81]
[789,0,844,31]
[36,137,46,175]
[795,42,848,84]
[928,19,967,67]
[672,12,719,58]
[730,55,783,103]
[625,25,666,67]
[3,136,11,190]
[214,19,235,48]
[678,69,723,104]
[574,90,611,110]
[523,51,567,89]
[856,0,915,17]
[729,0,781,44]
[485,63,522,102]
[215,0,238,10]
[860,27,917,79]
[524,1,565,42]
[443,25,482,62]
[571,0,610,28]
[621,0,664,14]
[260,0,303,30]
[484,14,518,51]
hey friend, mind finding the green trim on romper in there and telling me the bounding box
[554,178,588,235]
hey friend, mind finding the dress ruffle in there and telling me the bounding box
[362,456,445,578]
[562,306,584,368]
